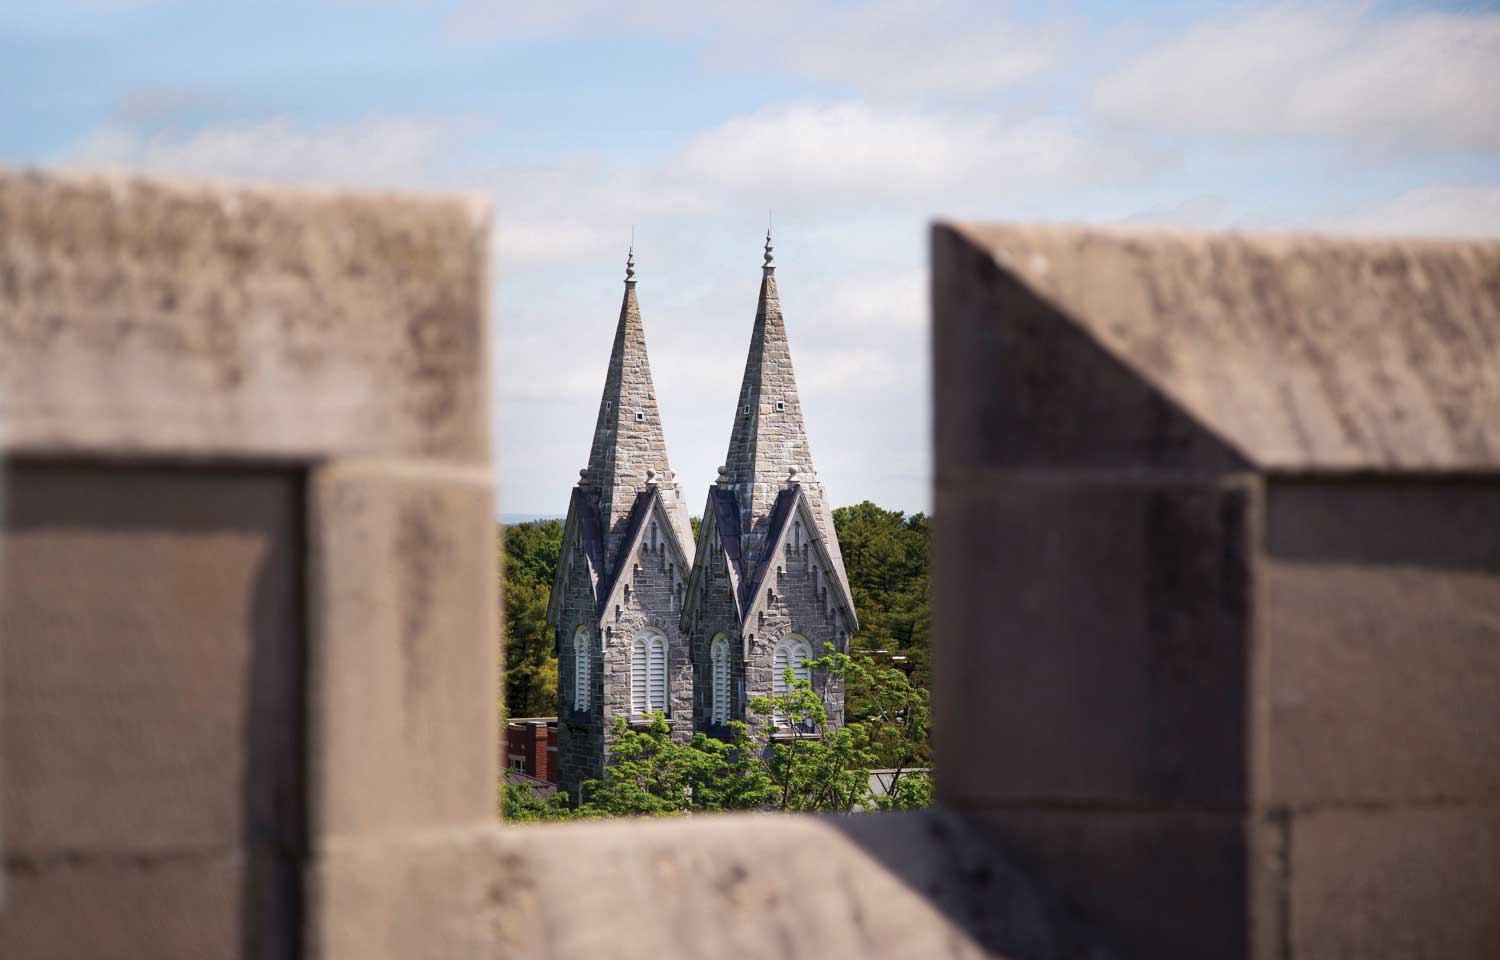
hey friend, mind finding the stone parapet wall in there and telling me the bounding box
[932,220,1500,960]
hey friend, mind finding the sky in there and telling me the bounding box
[4,1,1498,516]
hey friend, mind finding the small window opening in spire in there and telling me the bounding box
[775,400,785,412]
[635,411,646,422]
[742,404,751,416]
[605,400,613,411]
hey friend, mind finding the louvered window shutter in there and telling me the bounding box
[631,640,648,716]
[773,638,814,728]
[574,630,591,711]
[792,641,812,685]
[711,637,729,723]
[772,645,789,725]
[648,637,667,713]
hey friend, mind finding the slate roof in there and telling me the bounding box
[712,486,744,582]
[739,486,799,610]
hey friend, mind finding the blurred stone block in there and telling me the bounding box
[934,473,1255,810]
[933,221,1500,960]
[307,461,499,842]
[0,169,490,464]
[0,464,302,956]
[1290,808,1500,959]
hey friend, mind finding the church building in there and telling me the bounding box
[680,233,858,742]
[547,249,698,802]
[548,236,857,802]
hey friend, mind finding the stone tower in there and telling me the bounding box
[682,234,858,743]
[547,249,696,802]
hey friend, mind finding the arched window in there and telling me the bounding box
[573,626,591,712]
[631,631,668,717]
[710,634,731,724]
[772,635,813,727]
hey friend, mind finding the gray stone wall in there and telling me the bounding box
[687,538,747,731]
[601,535,692,736]
[689,521,848,745]
[555,537,604,802]
[579,281,695,568]
[557,519,691,803]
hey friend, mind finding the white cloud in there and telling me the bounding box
[1093,5,1500,152]
[678,101,1140,209]
[736,0,1057,97]
[1340,184,1500,238]
[490,161,709,270]
[445,0,1056,97]
[68,117,451,187]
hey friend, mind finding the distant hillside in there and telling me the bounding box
[499,513,563,525]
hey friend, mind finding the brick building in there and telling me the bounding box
[503,717,557,783]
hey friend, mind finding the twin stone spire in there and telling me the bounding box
[547,234,859,802]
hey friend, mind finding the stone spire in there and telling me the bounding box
[581,247,694,569]
[721,233,846,580]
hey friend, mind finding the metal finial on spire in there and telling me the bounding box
[763,228,775,272]
[625,243,637,284]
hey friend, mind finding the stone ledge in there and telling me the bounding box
[0,167,492,464]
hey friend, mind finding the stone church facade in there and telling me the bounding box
[548,237,857,802]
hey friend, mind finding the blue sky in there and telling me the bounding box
[5,1,1498,514]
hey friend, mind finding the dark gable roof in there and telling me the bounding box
[740,486,799,609]
[594,486,693,620]
[504,770,558,799]
[574,488,606,609]
[712,487,744,582]
[598,488,656,616]
[610,489,657,583]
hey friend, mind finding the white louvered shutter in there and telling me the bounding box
[773,644,790,725]
[648,637,667,713]
[574,629,591,711]
[773,638,813,727]
[631,639,648,716]
[711,637,729,723]
[791,641,811,686]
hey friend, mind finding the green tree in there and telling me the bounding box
[502,778,575,822]
[832,503,930,694]
[500,519,563,717]
[496,503,935,819]
[577,714,775,817]
[750,648,930,812]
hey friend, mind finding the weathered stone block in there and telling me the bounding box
[930,222,1246,474]
[307,461,498,842]
[934,222,1500,473]
[486,811,1063,960]
[305,829,502,960]
[0,850,296,960]
[1289,808,1500,960]
[964,808,1263,960]
[1264,479,1500,807]
[934,473,1257,810]
[1,464,302,856]
[0,168,491,464]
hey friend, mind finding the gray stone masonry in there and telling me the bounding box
[688,512,849,742]
[721,239,848,589]
[557,520,692,803]
[580,260,694,566]
[552,257,695,803]
[684,239,857,748]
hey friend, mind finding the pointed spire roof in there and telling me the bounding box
[720,232,849,588]
[580,247,694,572]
